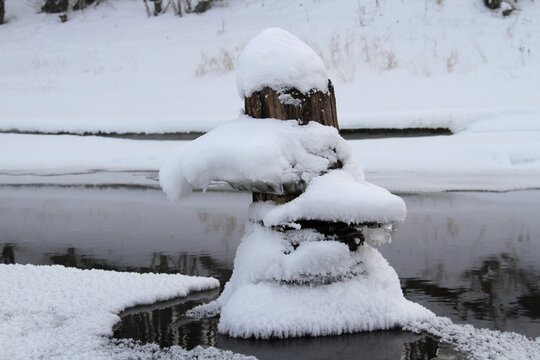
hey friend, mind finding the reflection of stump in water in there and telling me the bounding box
[1,244,15,264]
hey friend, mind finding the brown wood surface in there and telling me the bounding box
[246,79,340,204]
[244,80,339,129]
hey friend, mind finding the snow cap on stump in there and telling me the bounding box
[236,27,329,98]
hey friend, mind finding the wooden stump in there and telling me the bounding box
[245,80,340,204]
[0,0,4,25]
[244,80,339,129]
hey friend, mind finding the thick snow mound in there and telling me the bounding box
[189,222,434,339]
[236,28,329,98]
[0,264,223,360]
[218,224,363,285]
[160,117,356,201]
[257,169,406,226]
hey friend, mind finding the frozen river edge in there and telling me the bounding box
[1,123,540,193]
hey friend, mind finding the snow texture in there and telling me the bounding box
[159,117,355,201]
[256,169,406,226]
[99,341,257,360]
[236,28,329,98]
[407,317,540,360]
[0,264,242,360]
[190,221,434,338]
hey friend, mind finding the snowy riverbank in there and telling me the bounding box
[0,264,259,359]
[1,0,539,192]
[1,0,538,134]
[1,109,539,192]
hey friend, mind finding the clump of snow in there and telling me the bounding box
[0,264,230,360]
[236,28,329,98]
[277,93,302,107]
[190,222,434,338]
[256,169,406,227]
[159,117,355,201]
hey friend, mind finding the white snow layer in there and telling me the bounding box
[236,28,329,98]
[159,117,356,200]
[159,117,406,225]
[258,169,406,226]
[191,222,434,338]
[0,264,256,360]
[1,1,538,134]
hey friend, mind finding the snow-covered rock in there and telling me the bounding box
[236,27,329,98]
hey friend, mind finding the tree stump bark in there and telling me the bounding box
[0,0,5,25]
[244,80,339,129]
[245,80,340,204]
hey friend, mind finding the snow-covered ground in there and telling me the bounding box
[0,0,538,133]
[0,264,258,359]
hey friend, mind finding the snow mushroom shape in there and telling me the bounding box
[236,27,329,98]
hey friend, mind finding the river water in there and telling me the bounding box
[1,186,538,359]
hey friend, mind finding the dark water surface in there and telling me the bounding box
[1,186,539,359]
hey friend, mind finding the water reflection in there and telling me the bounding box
[218,331,452,360]
[1,244,15,264]
[45,246,233,285]
[113,294,464,360]
[381,191,540,336]
[113,289,221,350]
[461,253,540,322]
[1,187,539,356]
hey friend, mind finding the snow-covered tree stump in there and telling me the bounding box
[247,84,339,205]
[160,27,434,339]
[238,29,340,204]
